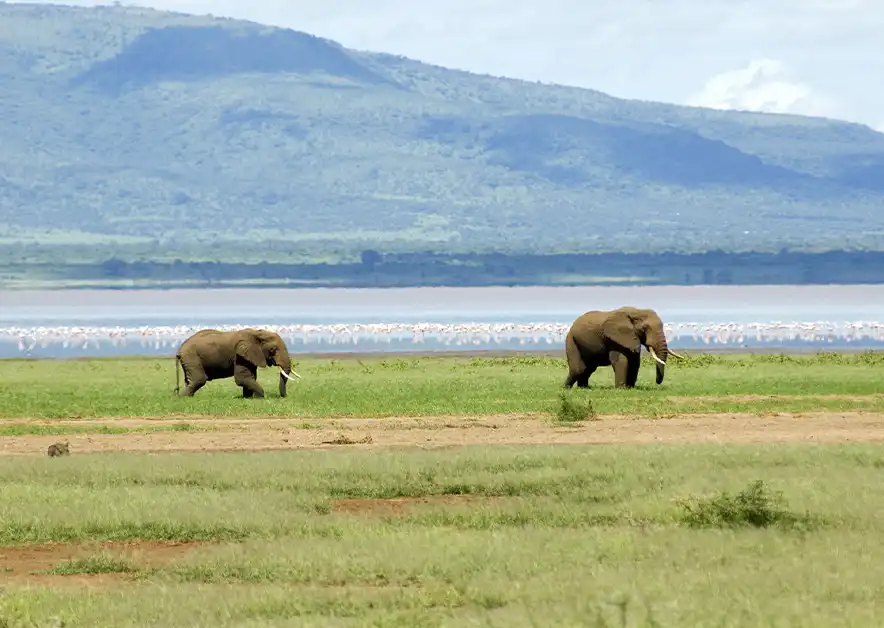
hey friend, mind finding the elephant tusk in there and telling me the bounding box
[648,346,667,366]
[279,367,302,381]
[668,349,686,359]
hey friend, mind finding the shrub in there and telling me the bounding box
[554,390,596,424]
[676,480,811,529]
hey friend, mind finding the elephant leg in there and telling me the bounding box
[611,351,640,388]
[564,367,592,389]
[234,363,264,398]
[576,366,595,388]
[180,362,208,397]
[625,355,641,388]
[610,351,631,388]
[563,338,588,388]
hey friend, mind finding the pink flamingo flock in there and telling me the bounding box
[2,321,883,354]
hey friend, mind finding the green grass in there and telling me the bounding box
[0,421,210,437]
[0,352,882,624]
[0,352,881,421]
[1,445,884,625]
[48,552,138,576]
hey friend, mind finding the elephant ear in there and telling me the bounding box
[235,334,267,367]
[602,311,641,352]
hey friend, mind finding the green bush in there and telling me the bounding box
[554,390,597,424]
[676,480,813,530]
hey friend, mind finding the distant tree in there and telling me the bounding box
[100,257,127,278]
[361,249,382,270]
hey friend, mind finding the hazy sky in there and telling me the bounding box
[17,0,884,131]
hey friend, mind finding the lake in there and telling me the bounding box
[1,285,882,358]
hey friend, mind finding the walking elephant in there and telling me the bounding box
[563,306,684,389]
[175,328,301,398]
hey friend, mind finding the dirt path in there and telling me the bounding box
[3,411,884,456]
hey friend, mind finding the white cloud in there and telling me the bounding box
[686,59,835,119]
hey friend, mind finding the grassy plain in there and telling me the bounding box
[1,352,883,421]
[1,352,884,626]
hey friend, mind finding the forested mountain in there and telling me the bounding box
[1,2,883,258]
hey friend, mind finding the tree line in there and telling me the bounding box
[7,249,884,288]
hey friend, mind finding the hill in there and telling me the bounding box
[1,2,883,261]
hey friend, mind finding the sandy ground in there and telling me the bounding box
[3,411,884,457]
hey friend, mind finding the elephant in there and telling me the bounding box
[175,328,301,398]
[562,306,684,389]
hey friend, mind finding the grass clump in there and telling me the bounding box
[677,480,815,530]
[48,552,138,576]
[554,390,597,424]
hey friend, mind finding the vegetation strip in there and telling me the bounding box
[0,353,881,420]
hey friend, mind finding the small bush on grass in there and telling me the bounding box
[676,480,816,530]
[554,391,597,424]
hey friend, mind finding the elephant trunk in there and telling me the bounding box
[647,340,669,385]
[274,350,301,397]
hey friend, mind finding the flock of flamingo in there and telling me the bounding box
[1,321,883,354]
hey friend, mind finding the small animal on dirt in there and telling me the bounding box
[175,328,301,398]
[47,441,70,457]
[563,306,685,389]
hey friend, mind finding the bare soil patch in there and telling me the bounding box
[2,411,884,456]
[332,495,496,517]
[0,540,206,586]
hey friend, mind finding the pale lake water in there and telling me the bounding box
[1,285,882,358]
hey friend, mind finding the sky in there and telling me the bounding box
[17,0,884,131]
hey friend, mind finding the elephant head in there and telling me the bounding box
[235,328,301,397]
[601,307,684,384]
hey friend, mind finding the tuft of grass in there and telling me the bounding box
[554,390,597,424]
[676,480,817,530]
[48,552,138,575]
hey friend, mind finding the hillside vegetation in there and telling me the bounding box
[1,2,884,258]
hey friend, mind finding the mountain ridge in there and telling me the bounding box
[1,2,883,257]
